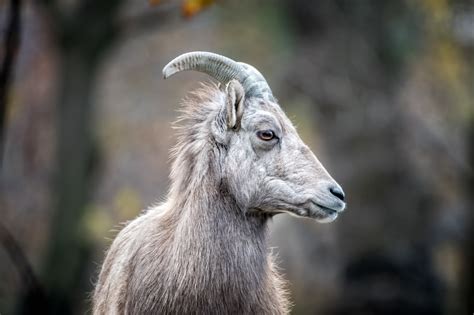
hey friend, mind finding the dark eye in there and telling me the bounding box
[256,130,275,141]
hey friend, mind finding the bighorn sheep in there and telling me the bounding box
[92,52,346,314]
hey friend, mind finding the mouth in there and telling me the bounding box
[304,201,345,223]
[268,199,346,223]
[310,204,339,223]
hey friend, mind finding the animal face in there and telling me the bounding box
[163,52,346,223]
[215,81,346,223]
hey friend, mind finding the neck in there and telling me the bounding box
[161,143,277,312]
[169,172,271,273]
[153,90,288,313]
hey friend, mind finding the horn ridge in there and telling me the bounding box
[163,51,244,83]
[163,51,274,101]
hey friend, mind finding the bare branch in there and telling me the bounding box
[0,0,22,160]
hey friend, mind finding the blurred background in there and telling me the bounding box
[0,0,472,314]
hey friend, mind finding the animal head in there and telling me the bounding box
[164,52,345,223]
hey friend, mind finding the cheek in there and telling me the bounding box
[225,150,251,200]
[224,148,257,206]
[258,154,306,196]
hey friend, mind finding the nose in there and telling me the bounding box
[329,185,345,202]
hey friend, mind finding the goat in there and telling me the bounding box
[92,52,346,314]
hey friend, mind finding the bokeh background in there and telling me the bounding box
[0,0,473,314]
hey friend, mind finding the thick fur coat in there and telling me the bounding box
[93,85,290,314]
[93,79,345,314]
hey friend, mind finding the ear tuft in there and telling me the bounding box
[225,80,245,129]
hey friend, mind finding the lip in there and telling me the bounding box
[313,203,344,214]
[309,202,345,223]
[269,200,346,223]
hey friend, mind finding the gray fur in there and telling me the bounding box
[93,75,345,314]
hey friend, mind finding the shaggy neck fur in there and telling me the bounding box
[151,85,287,314]
[92,84,289,315]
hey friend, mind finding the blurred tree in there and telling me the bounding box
[29,1,125,313]
[0,0,48,313]
[0,0,21,159]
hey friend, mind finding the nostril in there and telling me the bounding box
[329,186,345,201]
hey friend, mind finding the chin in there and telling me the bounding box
[314,212,338,223]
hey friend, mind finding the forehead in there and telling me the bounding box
[243,99,294,133]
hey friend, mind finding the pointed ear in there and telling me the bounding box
[225,80,245,130]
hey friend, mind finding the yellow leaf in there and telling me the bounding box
[181,0,214,18]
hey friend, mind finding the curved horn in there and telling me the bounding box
[163,51,274,101]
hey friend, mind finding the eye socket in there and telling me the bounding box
[256,130,276,141]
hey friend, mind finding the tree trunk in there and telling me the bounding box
[39,49,98,314]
